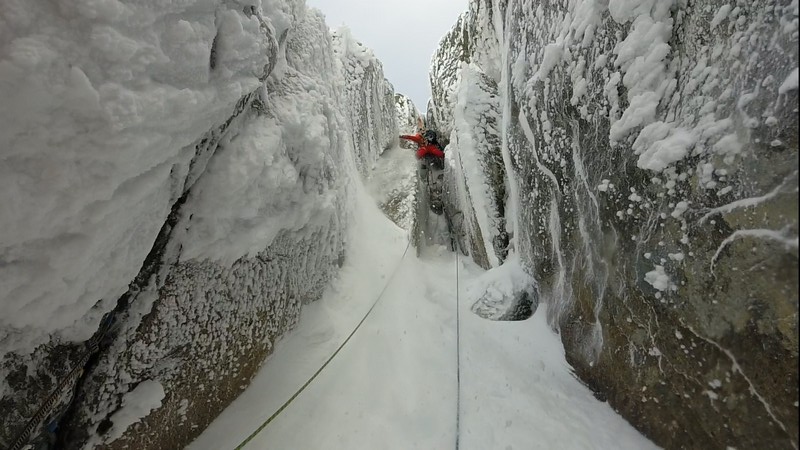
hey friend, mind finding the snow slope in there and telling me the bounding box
[189,181,657,450]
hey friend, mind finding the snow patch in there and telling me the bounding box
[633,122,696,172]
[105,380,165,442]
[644,265,672,292]
[534,43,564,81]
[467,256,537,320]
[597,179,613,192]
[778,68,799,94]
[710,5,733,29]
[671,201,689,218]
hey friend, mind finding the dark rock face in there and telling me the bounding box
[431,0,798,448]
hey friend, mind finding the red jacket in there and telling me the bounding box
[400,134,445,159]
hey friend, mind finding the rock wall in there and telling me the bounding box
[431,0,798,448]
[444,64,508,269]
[429,13,470,139]
[431,6,508,268]
[0,2,398,449]
[333,27,400,177]
[370,93,419,230]
[394,93,421,136]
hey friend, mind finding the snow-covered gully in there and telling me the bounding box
[3,0,795,448]
[189,185,657,450]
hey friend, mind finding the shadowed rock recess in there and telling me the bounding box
[431,0,798,448]
[0,3,401,449]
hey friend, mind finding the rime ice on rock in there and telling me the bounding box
[0,3,401,449]
[429,0,799,447]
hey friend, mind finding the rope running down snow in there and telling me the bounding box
[454,250,462,450]
[9,342,98,450]
[234,237,412,450]
[8,314,115,450]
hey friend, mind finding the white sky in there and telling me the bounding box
[305,0,468,113]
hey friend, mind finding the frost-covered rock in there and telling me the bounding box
[430,4,507,268]
[444,63,508,269]
[371,93,420,230]
[431,0,798,447]
[395,93,421,157]
[366,145,417,232]
[394,93,422,136]
[0,2,398,449]
[332,27,399,177]
[429,4,501,140]
[428,13,468,140]
[468,256,537,321]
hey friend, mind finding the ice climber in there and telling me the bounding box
[400,129,445,171]
[401,129,446,215]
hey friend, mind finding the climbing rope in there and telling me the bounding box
[8,313,115,450]
[8,347,94,450]
[234,237,412,450]
[454,250,462,450]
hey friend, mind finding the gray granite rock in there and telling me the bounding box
[430,0,798,447]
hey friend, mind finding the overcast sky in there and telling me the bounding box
[305,0,468,114]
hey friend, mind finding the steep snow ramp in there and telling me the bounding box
[445,63,508,269]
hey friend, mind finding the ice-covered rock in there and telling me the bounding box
[430,0,798,447]
[0,2,399,449]
[332,27,399,177]
[444,63,508,269]
[394,92,422,136]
